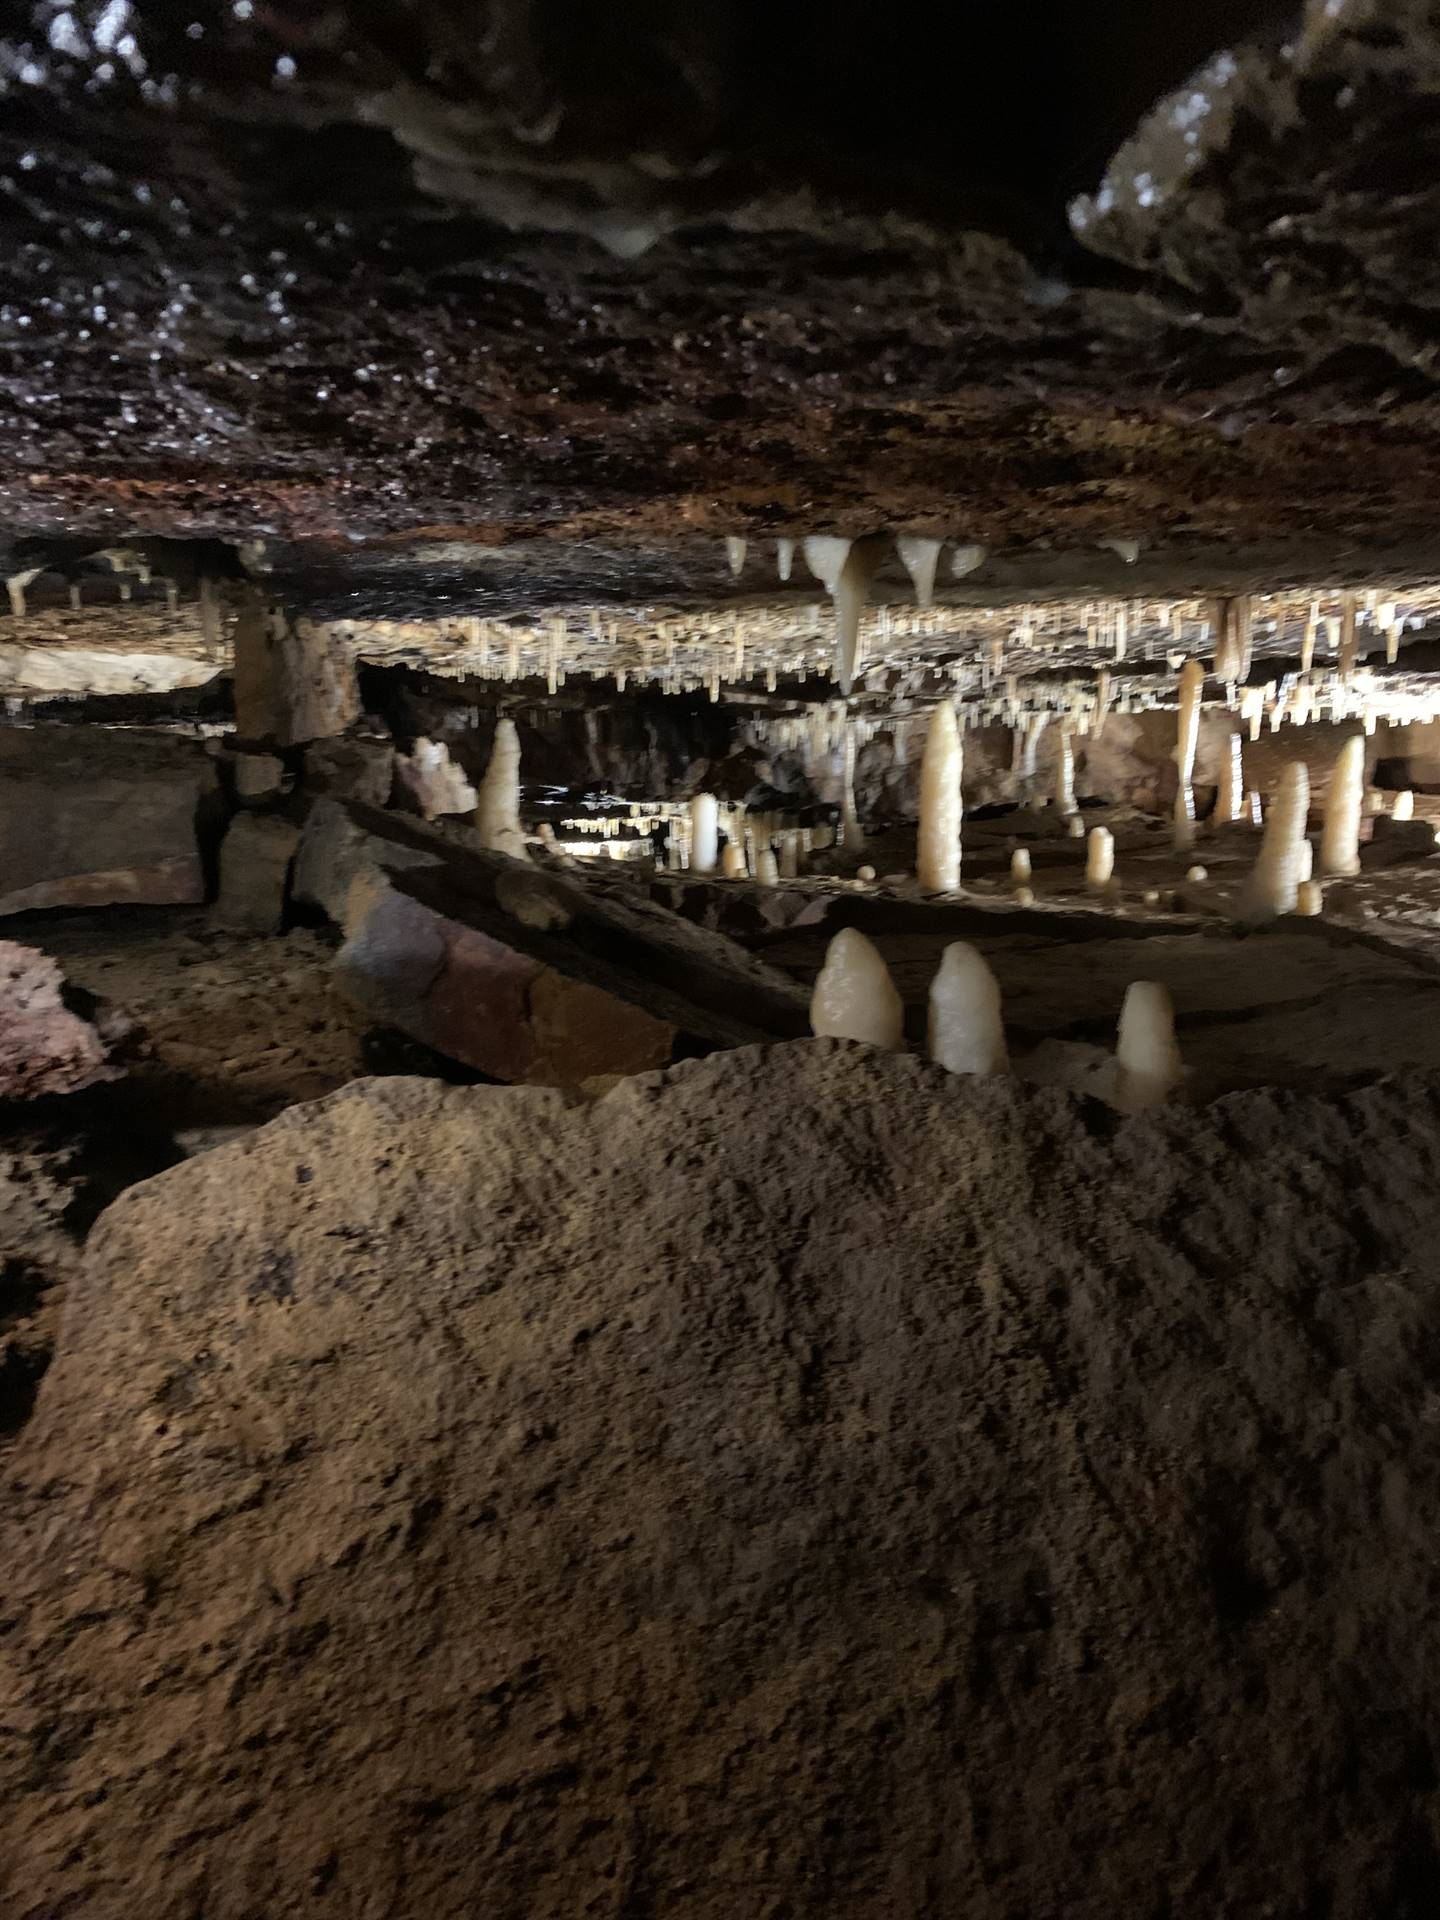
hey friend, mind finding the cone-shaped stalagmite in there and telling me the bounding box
[1086,826,1115,891]
[1114,981,1184,1113]
[927,943,1008,1075]
[475,717,528,859]
[1173,657,1204,851]
[810,929,904,1049]
[1319,733,1365,877]
[689,793,719,875]
[1239,762,1309,922]
[917,700,962,891]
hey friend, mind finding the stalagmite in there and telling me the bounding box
[396,738,479,821]
[1086,826,1114,891]
[1319,732,1364,877]
[1013,885,1035,907]
[1297,839,1314,882]
[809,928,904,1049]
[1394,789,1416,821]
[927,943,1008,1075]
[803,535,883,695]
[6,567,41,618]
[896,536,943,610]
[917,700,963,891]
[1239,761,1309,921]
[950,543,987,579]
[1214,731,1245,825]
[720,842,747,879]
[1296,880,1324,916]
[475,717,528,859]
[1054,730,1077,817]
[1185,865,1208,883]
[754,848,779,887]
[199,576,223,652]
[1172,657,1204,850]
[778,830,800,879]
[68,582,82,611]
[1094,668,1112,738]
[840,723,861,847]
[725,536,747,579]
[776,537,794,582]
[1010,848,1032,885]
[690,793,719,875]
[1113,981,1184,1114]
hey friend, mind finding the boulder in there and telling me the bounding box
[211,814,302,935]
[0,728,214,915]
[0,940,120,1098]
[303,735,396,807]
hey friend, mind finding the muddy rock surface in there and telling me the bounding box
[5,1041,1440,1917]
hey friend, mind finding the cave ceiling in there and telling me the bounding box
[3,0,1440,633]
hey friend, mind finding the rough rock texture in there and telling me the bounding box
[211,813,302,936]
[315,800,812,1081]
[4,0,1440,567]
[232,594,361,747]
[7,1043,1440,1918]
[0,940,118,1099]
[0,727,216,915]
[0,1131,84,1441]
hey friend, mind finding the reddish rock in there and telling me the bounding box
[0,942,120,1100]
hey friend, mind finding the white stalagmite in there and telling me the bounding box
[1239,761,1309,921]
[1094,668,1112,738]
[396,738,479,821]
[778,829,800,878]
[1394,789,1416,821]
[1054,729,1077,816]
[721,842,747,879]
[1319,732,1364,877]
[475,716,528,859]
[1086,826,1115,890]
[725,536,747,578]
[1214,731,1245,825]
[809,928,904,1049]
[896,536,943,609]
[1113,981,1184,1114]
[753,847,779,886]
[927,943,1008,1075]
[1010,847,1032,885]
[690,792,719,874]
[1296,879,1324,915]
[803,535,883,694]
[776,537,794,582]
[1173,656,1204,851]
[917,699,963,891]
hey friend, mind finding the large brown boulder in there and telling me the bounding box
[6,1045,1440,1918]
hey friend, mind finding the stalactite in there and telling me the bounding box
[776,537,794,582]
[1054,730,1077,817]
[1213,732,1245,825]
[725,536,747,579]
[1338,591,1359,682]
[1094,668,1112,739]
[896,536,942,609]
[803,535,883,696]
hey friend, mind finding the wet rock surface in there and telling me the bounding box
[7,1042,1440,1916]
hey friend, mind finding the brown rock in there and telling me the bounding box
[211,813,302,934]
[10,1048,1440,1917]
[303,735,396,807]
[0,728,213,915]
[232,588,360,747]
[0,940,119,1099]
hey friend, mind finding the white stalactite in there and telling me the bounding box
[896,536,943,609]
[690,793,719,874]
[809,928,904,1049]
[927,943,1008,1075]
[950,542,987,579]
[917,700,963,891]
[1239,761,1309,921]
[803,535,883,695]
[6,568,41,618]
[776,537,794,582]
[1319,732,1364,877]
[1113,981,1184,1113]
[1010,848,1032,885]
[725,536,747,579]
[475,717,528,859]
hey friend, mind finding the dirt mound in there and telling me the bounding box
[6,1042,1440,1918]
